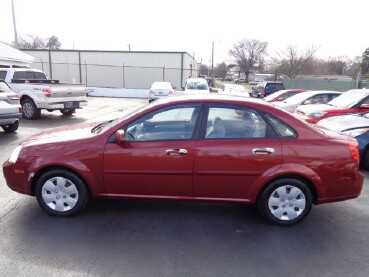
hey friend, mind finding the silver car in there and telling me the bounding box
[0,80,22,133]
[148,82,175,102]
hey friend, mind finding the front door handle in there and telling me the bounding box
[166,148,188,156]
[252,148,275,155]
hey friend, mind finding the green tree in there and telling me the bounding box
[361,48,369,74]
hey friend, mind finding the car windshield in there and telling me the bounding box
[187,82,208,90]
[151,82,172,89]
[91,103,149,134]
[264,90,286,100]
[328,91,369,108]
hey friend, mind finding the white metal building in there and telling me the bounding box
[22,49,198,89]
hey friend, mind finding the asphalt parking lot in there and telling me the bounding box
[1,96,369,277]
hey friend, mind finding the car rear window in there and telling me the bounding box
[13,71,47,80]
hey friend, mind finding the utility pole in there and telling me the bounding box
[11,0,19,48]
[211,41,214,88]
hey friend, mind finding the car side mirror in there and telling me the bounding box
[276,97,284,101]
[360,103,369,109]
[115,130,126,143]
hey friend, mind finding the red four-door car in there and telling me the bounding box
[263,89,308,102]
[3,94,363,226]
[295,89,369,124]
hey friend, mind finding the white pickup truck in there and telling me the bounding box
[0,67,87,119]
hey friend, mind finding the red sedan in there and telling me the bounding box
[295,89,369,124]
[3,95,363,226]
[263,89,307,102]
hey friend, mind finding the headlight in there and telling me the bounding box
[306,112,327,118]
[9,145,22,163]
[342,128,369,137]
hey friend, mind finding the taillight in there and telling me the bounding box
[42,88,52,97]
[7,93,19,100]
[348,141,360,165]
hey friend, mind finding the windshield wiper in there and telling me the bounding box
[91,119,116,134]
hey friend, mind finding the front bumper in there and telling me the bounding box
[3,160,33,195]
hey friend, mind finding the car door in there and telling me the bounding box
[103,104,202,197]
[193,104,283,200]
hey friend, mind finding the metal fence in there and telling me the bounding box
[32,61,198,90]
[282,79,368,91]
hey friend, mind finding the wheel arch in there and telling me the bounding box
[31,165,92,199]
[256,174,318,205]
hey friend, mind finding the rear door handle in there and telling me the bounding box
[252,148,275,155]
[166,149,188,156]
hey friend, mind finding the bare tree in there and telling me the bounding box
[229,39,268,83]
[15,35,46,49]
[273,45,319,78]
[214,62,227,80]
[199,64,209,76]
[14,35,61,49]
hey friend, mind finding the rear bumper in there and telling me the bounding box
[0,112,22,125]
[36,100,88,110]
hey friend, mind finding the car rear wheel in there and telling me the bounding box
[22,98,41,120]
[2,121,19,133]
[60,108,75,115]
[258,178,312,226]
[35,169,89,216]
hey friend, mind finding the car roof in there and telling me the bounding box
[154,93,265,107]
[186,78,208,83]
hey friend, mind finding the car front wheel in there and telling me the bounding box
[258,178,313,226]
[35,169,89,216]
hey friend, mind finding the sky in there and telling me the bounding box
[0,0,368,66]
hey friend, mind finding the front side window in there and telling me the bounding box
[125,104,201,141]
[205,105,268,139]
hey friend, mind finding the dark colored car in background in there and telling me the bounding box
[3,94,363,226]
[251,81,285,98]
[317,112,369,170]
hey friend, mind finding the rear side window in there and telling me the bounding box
[0,71,6,80]
[205,105,269,139]
[265,114,297,138]
[13,71,47,80]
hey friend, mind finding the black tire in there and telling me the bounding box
[35,169,89,216]
[257,178,313,226]
[2,121,19,133]
[60,108,75,116]
[22,98,41,120]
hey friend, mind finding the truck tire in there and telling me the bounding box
[2,121,19,133]
[22,98,41,120]
[60,108,75,116]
